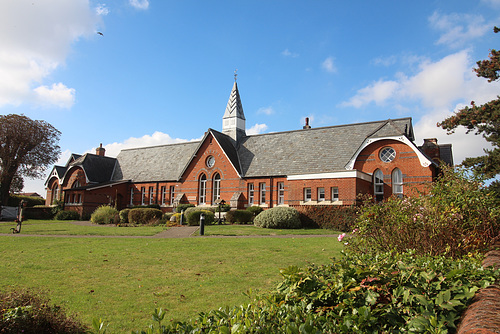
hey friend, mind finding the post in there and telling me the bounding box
[199,212,205,236]
[180,210,184,226]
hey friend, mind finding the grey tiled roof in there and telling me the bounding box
[69,154,117,183]
[238,118,412,177]
[211,129,242,175]
[112,142,199,182]
[439,144,454,166]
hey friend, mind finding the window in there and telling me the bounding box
[278,182,285,205]
[331,187,339,201]
[248,183,254,205]
[141,187,146,205]
[77,194,82,203]
[169,186,175,205]
[213,173,221,202]
[130,188,134,206]
[380,147,396,163]
[260,183,266,204]
[199,174,207,204]
[149,186,154,204]
[318,187,325,202]
[72,180,81,188]
[52,184,59,204]
[304,188,311,202]
[392,168,403,197]
[374,169,384,201]
[160,186,166,205]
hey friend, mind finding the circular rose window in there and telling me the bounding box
[206,156,215,168]
[379,147,396,163]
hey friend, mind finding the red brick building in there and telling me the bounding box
[45,81,453,217]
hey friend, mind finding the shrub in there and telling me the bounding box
[90,205,119,225]
[53,210,80,221]
[254,207,301,229]
[351,166,500,258]
[226,210,254,224]
[128,208,163,225]
[185,210,215,226]
[246,206,263,217]
[7,194,45,208]
[0,289,88,334]
[119,209,131,224]
[220,203,231,212]
[175,204,195,213]
[132,204,161,210]
[297,206,358,231]
[24,207,54,220]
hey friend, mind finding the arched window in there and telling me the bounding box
[51,183,59,204]
[392,168,403,197]
[212,173,221,203]
[374,169,384,201]
[199,174,207,205]
[71,180,81,188]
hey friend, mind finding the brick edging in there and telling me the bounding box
[457,242,500,334]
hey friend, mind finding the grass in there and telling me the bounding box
[0,220,165,236]
[0,222,344,333]
[197,224,338,236]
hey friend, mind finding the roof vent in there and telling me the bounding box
[303,117,312,129]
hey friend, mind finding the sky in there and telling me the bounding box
[2,0,500,196]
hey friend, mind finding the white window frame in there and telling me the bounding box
[199,174,207,205]
[392,168,403,197]
[213,173,221,203]
[149,186,154,205]
[278,182,285,205]
[304,188,311,202]
[169,186,175,205]
[260,183,266,204]
[331,187,339,202]
[160,186,166,205]
[130,188,134,206]
[374,169,384,201]
[141,187,146,205]
[248,183,254,205]
[317,187,325,202]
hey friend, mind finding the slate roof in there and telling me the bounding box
[238,118,413,177]
[68,153,117,184]
[112,141,199,182]
[439,144,454,166]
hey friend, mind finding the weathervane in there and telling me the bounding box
[234,69,238,82]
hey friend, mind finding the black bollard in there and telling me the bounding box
[180,210,184,226]
[199,213,205,236]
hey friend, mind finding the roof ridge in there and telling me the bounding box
[120,140,200,152]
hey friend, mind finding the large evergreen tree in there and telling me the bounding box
[438,27,500,180]
[0,114,61,211]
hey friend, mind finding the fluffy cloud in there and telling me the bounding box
[428,12,490,48]
[282,49,299,58]
[247,123,269,135]
[129,0,149,10]
[0,0,99,108]
[341,80,399,108]
[321,56,337,73]
[257,106,275,115]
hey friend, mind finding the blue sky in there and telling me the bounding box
[2,0,500,195]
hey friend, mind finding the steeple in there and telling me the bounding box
[222,74,246,142]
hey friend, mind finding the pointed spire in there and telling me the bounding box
[223,81,245,120]
[222,75,246,143]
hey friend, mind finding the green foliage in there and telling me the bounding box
[91,205,119,225]
[51,199,64,216]
[0,289,88,334]
[186,210,215,226]
[134,251,498,333]
[225,210,254,224]
[220,203,231,212]
[246,206,263,216]
[7,194,45,207]
[53,210,80,221]
[254,207,302,229]
[175,204,195,213]
[119,208,131,224]
[351,167,500,258]
[24,206,54,220]
[128,208,163,225]
[132,204,161,210]
[298,205,358,231]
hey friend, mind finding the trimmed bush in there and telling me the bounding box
[186,210,215,226]
[246,206,263,217]
[226,210,254,224]
[7,194,45,208]
[254,207,301,229]
[24,207,54,220]
[175,204,195,213]
[91,205,119,225]
[128,208,163,225]
[297,206,358,231]
[119,208,131,224]
[53,210,80,221]
[0,289,88,334]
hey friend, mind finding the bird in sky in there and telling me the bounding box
[97,32,103,36]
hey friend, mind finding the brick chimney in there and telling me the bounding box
[421,138,440,162]
[96,143,105,156]
[303,117,312,129]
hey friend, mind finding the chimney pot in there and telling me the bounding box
[303,117,312,129]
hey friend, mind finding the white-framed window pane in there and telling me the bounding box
[248,183,254,205]
[141,187,146,205]
[260,183,266,204]
[169,186,175,205]
[380,147,396,163]
[199,174,207,204]
[331,187,339,201]
[160,186,166,205]
[374,169,384,201]
[392,168,403,196]
[149,186,154,204]
[278,182,285,205]
[318,187,325,201]
[304,188,311,202]
[213,173,221,202]
[130,188,134,206]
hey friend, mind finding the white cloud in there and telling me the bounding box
[257,106,275,115]
[96,4,110,16]
[0,0,99,108]
[341,80,399,108]
[321,56,337,73]
[481,0,500,7]
[247,123,268,135]
[34,83,75,109]
[282,49,299,58]
[372,55,397,67]
[129,0,149,10]
[429,12,490,48]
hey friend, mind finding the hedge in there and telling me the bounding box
[54,210,80,221]
[254,207,301,229]
[175,204,195,213]
[226,210,254,224]
[297,205,358,231]
[186,210,215,226]
[128,208,163,224]
[7,195,45,208]
[24,207,54,220]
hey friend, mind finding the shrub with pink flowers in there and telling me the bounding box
[349,166,500,258]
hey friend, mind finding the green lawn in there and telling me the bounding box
[198,224,338,236]
[0,220,165,236]
[0,223,344,333]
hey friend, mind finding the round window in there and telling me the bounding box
[379,147,396,163]
[206,156,215,168]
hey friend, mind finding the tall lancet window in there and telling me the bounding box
[374,169,384,202]
[199,174,207,205]
[212,173,221,203]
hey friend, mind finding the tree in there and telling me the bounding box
[438,27,500,180]
[0,114,61,210]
